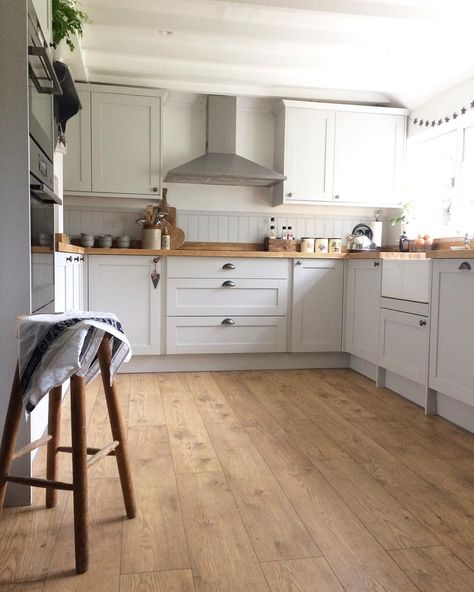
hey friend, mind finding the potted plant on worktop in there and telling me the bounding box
[52,0,88,52]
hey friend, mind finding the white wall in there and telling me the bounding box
[65,92,400,246]
[408,73,474,138]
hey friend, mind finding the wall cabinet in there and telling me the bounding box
[291,258,343,352]
[88,256,161,355]
[166,257,288,354]
[429,260,474,407]
[344,259,381,363]
[64,84,164,197]
[273,100,406,206]
[55,252,86,313]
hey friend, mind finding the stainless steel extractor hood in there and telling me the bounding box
[164,95,286,187]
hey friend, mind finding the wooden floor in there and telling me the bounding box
[0,369,473,591]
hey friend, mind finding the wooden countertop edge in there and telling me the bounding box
[55,242,472,259]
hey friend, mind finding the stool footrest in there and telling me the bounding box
[57,446,117,457]
[87,441,119,469]
[7,475,73,491]
[12,435,52,460]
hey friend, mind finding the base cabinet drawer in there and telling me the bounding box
[166,316,287,354]
[167,257,288,279]
[379,308,429,385]
[167,278,288,316]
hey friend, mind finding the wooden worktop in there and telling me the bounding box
[56,241,434,259]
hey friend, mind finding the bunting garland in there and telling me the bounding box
[411,98,474,128]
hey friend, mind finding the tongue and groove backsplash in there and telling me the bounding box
[64,207,393,244]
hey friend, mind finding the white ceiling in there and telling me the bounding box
[67,0,474,108]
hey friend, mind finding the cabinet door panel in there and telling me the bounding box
[334,111,404,204]
[167,278,288,316]
[430,261,474,406]
[89,256,161,355]
[379,309,429,385]
[167,316,287,354]
[91,93,161,195]
[344,260,381,363]
[291,259,343,352]
[63,90,92,192]
[284,108,334,202]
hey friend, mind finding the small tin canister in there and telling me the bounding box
[300,237,315,253]
[315,238,328,253]
[328,238,342,253]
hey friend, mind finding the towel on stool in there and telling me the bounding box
[18,311,132,413]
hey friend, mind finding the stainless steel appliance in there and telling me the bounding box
[27,0,62,312]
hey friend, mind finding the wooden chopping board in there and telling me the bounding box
[170,227,185,250]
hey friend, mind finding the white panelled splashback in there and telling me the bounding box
[64,206,391,244]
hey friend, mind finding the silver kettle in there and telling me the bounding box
[346,233,374,251]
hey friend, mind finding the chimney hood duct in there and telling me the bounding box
[164,95,286,188]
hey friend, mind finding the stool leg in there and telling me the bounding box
[98,337,136,519]
[46,385,62,509]
[70,375,88,574]
[0,364,23,510]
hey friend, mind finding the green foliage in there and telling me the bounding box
[390,202,413,226]
[52,0,88,51]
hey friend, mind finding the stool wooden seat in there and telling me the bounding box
[0,335,136,574]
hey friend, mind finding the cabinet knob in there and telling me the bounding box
[222,280,235,287]
[287,192,293,198]
[66,256,72,263]
[296,260,303,265]
[458,261,472,270]
[419,319,427,326]
[333,194,340,200]
[222,318,235,325]
[152,187,159,193]
[374,261,380,267]
[222,263,235,270]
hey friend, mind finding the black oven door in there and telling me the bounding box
[31,192,55,313]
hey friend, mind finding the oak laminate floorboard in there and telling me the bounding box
[389,545,474,591]
[128,373,165,426]
[261,557,345,592]
[120,569,195,592]
[2,369,473,592]
[365,460,474,569]
[43,479,124,592]
[162,389,221,474]
[272,464,420,592]
[187,373,321,562]
[121,425,190,574]
[177,471,270,592]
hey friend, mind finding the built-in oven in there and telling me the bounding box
[28,0,62,313]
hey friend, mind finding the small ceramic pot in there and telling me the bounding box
[80,233,94,247]
[98,234,113,248]
[117,235,130,249]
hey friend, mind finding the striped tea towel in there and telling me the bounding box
[18,311,132,413]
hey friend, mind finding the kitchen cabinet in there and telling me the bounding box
[88,256,161,355]
[273,104,335,203]
[166,257,288,354]
[64,84,164,197]
[62,90,92,192]
[344,259,381,364]
[429,259,474,407]
[55,252,86,312]
[333,111,405,204]
[291,258,343,352]
[273,100,406,206]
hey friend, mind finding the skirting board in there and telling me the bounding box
[122,352,350,373]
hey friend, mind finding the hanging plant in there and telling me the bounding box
[52,0,88,51]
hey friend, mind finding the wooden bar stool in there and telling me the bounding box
[0,334,136,574]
